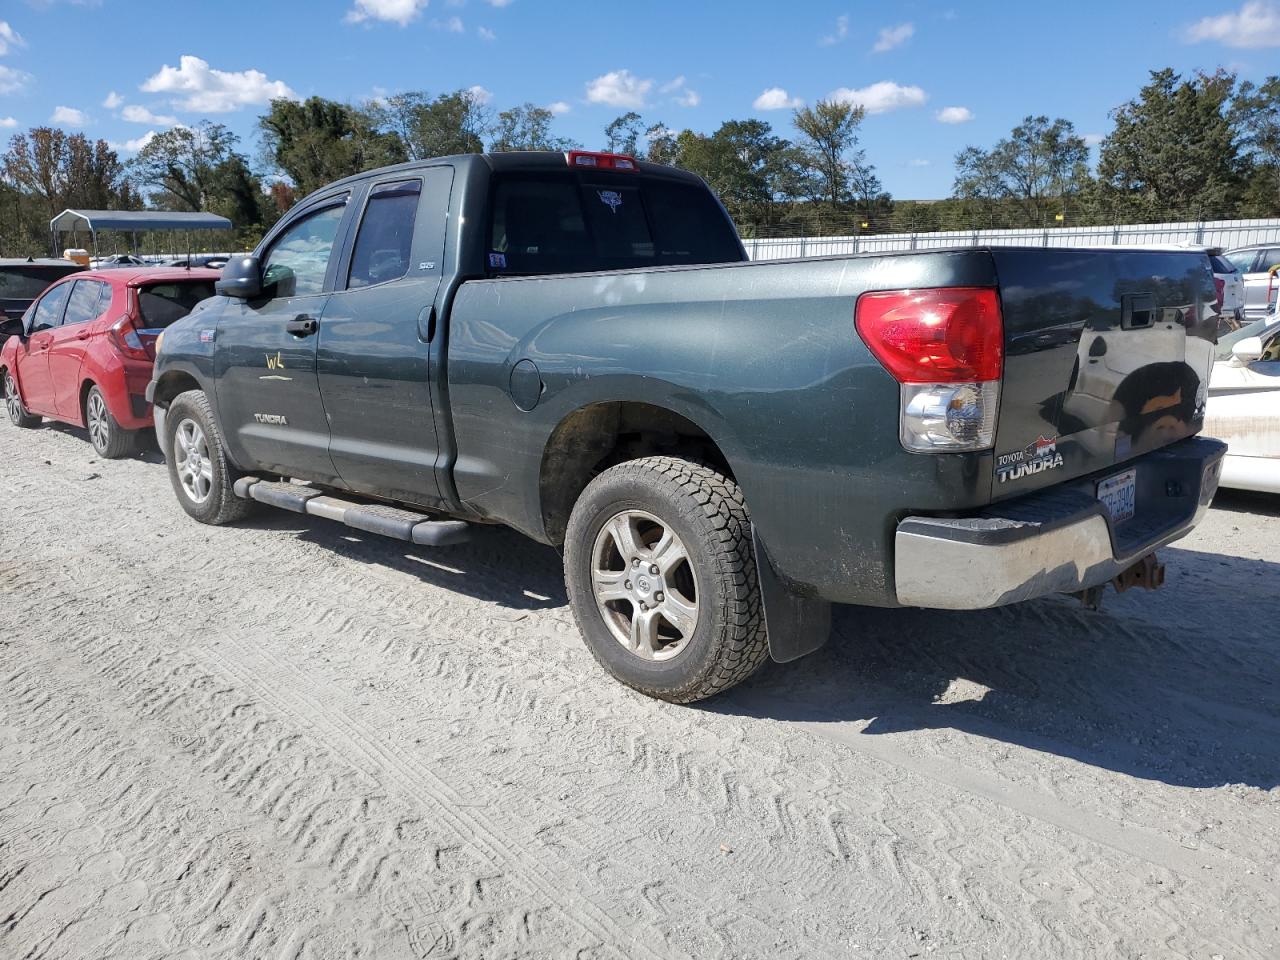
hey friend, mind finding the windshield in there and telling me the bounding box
[0,266,81,301]
[136,280,216,330]
[1224,250,1256,273]
[486,173,744,276]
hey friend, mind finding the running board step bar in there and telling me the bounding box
[232,478,470,547]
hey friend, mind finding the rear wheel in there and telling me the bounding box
[564,456,769,703]
[165,389,255,525]
[84,384,137,459]
[3,370,40,429]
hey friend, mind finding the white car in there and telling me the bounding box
[1204,315,1280,493]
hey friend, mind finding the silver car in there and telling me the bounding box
[1224,244,1280,320]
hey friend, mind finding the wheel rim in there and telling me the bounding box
[4,374,22,422]
[591,509,699,661]
[173,417,213,504]
[87,391,109,451]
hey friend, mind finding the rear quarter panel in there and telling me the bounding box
[446,251,999,606]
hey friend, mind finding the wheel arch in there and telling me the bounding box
[150,369,205,409]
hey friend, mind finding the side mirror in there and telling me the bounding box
[0,316,23,339]
[1231,336,1264,364]
[215,256,263,299]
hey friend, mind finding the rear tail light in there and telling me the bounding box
[566,151,639,171]
[855,287,1003,452]
[1213,276,1225,312]
[108,315,151,361]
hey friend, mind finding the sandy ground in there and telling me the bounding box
[1,420,1278,960]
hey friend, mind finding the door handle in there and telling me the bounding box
[286,315,318,337]
[76,332,90,341]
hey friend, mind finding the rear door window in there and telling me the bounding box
[60,280,110,327]
[347,180,422,289]
[1259,248,1280,273]
[487,173,742,276]
[0,266,80,301]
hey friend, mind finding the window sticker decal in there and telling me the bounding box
[488,252,507,269]
[598,190,623,214]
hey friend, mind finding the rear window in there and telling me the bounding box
[487,173,743,276]
[136,281,216,331]
[0,266,81,301]
[1209,255,1237,274]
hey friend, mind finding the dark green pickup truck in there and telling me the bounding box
[148,150,1225,702]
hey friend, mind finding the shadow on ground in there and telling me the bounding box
[712,543,1280,789]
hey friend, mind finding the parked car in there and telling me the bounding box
[147,151,1225,702]
[160,255,231,270]
[1204,316,1280,494]
[0,257,85,333]
[92,254,150,269]
[1224,244,1280,320]
[1,266,219,458]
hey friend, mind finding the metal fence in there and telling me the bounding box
[742,218,1280,260]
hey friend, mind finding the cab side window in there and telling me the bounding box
[29,282,73,333]
[262,203,346,298]
[348,180,422,289]
[61,280,110,327]
[1259,248,1280,274]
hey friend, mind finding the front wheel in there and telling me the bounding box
[4,370,41,428]
[84,384,137,459]
[164,389,255,525]
[563,456,769,703]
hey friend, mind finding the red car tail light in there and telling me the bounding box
[1213,276,1225,312]
[566,151,639,171]
[108,315,151,361]
[856,287,1004,452]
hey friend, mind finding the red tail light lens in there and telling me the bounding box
[855,287,1003,384]
[108,315,151,361]
[1213,276,1225,312]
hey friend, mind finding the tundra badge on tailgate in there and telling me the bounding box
[996,435,1064,483]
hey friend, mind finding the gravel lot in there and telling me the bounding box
[2,420,1278,960]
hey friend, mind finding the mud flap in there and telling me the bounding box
[752,526,832,664]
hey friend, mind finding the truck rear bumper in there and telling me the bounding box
[894,436,1226,609]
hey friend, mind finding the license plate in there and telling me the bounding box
[1097,468,1137,524]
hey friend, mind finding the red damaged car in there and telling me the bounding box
[1,267,219,457]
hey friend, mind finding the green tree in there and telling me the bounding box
[130,122,242,211]
[1235,75,1280,216]
[1096,69,1243,220]
[792,99,866,210]
[953,115,1090,227]
[489,103,576,152]
[644,123,678,165]
[259,96,406,196]
[604,112,644,154]
[371,89,489,160]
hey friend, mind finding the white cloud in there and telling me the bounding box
[548,100,571,115]
[829,81,927,115]
[102,90,124,109]
[109,130,159,154]
[753,87,804,110]
[873,22,914,52]
[51,105,88,126]
[435,15,464,32]
[661,76,700,108]
[936,105,973,124]
[1185,1,1280,47]
[122,103,178,125]
[478,26,496,40]
[141,55,297,112]
[585,69,652,109]
[345,0,429,26]
[467,84,493,105]
[0,21,25,56]
[0,64,31,95]
[820,13,849,46]
[484,0,513,6]
[1083,132,1104,147]
[908,158,930,167]
[0,116,17,128]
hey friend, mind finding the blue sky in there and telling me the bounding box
[1,0,1278,198]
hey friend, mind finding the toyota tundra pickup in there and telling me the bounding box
[147,150,1225,702]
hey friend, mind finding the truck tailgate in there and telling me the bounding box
[991,248,1217,499]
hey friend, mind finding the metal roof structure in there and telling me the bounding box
[50,209,233,235]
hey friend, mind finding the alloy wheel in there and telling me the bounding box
[173,417,213,504]
[4,373,22,423]
[591,509,700,661]
[86,391,110,452]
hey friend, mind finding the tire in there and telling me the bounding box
[563,456,769,703]
[164,389,255,525]
[3,369,41,429]
[84,384,138,459]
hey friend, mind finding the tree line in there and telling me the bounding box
[1,67,1278,257]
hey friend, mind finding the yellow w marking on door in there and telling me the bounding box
[266,351,284,370]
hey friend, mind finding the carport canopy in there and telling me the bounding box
[50,209,233,236]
